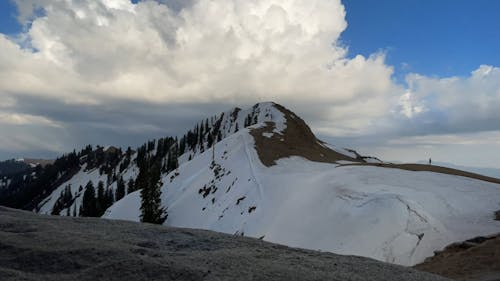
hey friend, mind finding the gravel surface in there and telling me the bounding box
[0,206,449,281]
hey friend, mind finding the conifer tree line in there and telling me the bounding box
[1,147,97,210]
[75,137,181,222]
[178,113,225,156]
[51,185,74,215]
[2,108,252,224]
[244,104,261,128]
[79,180,114,217]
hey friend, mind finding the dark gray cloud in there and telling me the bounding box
[0,93,238,159]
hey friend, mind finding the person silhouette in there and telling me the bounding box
[429,158,432,165]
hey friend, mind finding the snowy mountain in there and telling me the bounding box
[3,102,500,267]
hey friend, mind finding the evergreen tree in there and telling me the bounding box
[105,187,114,207]
[106,172,113,187]
[166,152,173,172]
[96,180,106,216]
[80,181,97,217]
[127,178,135,194]
[165,143,179,172]
[179,136,186,155]
[199,122,205,145]
[135,156,149,193]
[244,115,250,127]
[147,140,155,152]
[207,131,214,148]
[194,124,199,147]
[115,176,126,201]
[51,185,73,215]
[172,143,179,169]
[140,162,166,224]
[64,185,72,203]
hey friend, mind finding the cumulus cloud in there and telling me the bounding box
[0,0,499,163]
[389,65,500,136]
[389,131,500,146]
[0,112,62,128]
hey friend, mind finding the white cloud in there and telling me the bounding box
[389,131,500,146]
[400,65,500,132]
[0,112,62,128]
[397,91,425,118]
[0,0,397,134]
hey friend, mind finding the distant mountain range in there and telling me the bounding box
[0,159,31,177]
[1,102,499,267]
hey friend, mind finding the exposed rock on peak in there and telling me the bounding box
[249,103,359,166]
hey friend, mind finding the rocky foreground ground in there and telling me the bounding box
[0,206,449,281]
[415,234,500,281]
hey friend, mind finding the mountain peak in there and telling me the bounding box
[245,102,360,166]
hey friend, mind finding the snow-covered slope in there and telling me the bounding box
[104,104,500,266]
[37,162,139,216]
[35,102,294,216]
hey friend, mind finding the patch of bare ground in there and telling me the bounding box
[339,163,500,185]
[415,234,500,281]
[250,103,360,167]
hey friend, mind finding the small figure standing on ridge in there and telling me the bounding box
[429,158,432,165]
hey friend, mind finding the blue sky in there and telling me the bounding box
[0,1,20,35]
[341,0,500,81]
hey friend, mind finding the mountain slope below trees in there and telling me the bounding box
[0,206,449,281]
